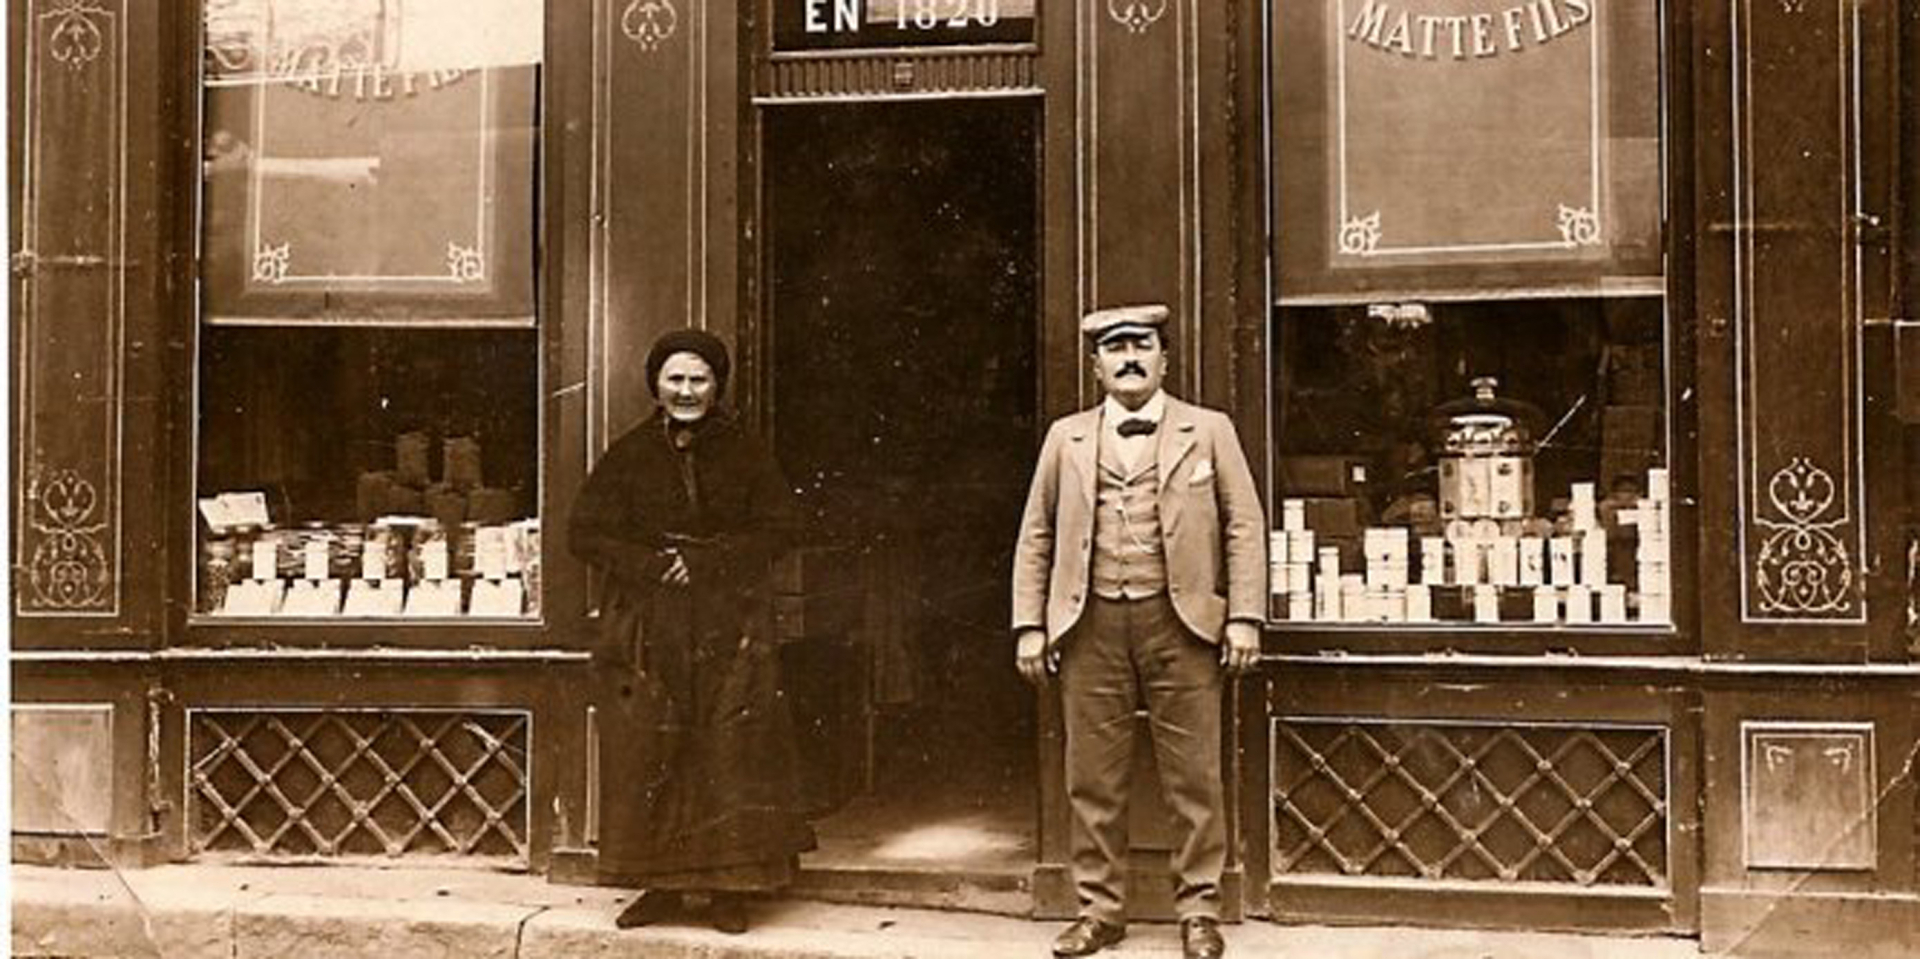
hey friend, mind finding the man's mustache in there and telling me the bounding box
[1115,362,1148,378]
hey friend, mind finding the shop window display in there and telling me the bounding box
[1269,1,1672,629]
[193,0,543,620]
[1269,300,1670,628]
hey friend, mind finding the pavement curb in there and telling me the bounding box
[10,864,1711,959]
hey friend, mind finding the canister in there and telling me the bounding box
[1432,377,1542,521]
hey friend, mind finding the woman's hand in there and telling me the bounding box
[660,549,691,587]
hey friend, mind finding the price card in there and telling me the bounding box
[282,579,341,617]
[252,536,278,581]
[468,577,525,617]
[403,580,461,617]
[362,540,387,581]
[422,540,450,581]
[476,527,509,580]
[222,579,283,617]
[303,539,330,581]
[343,579,400,617]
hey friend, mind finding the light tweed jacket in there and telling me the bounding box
[1011,395,1268,646]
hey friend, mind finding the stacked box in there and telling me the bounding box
[1364,528,1410,589]
[1270,517,1319,619]
[1287,531,1315,606]
[1549,536,1577,586]
[1627,467,1673,623]
[1599,584,1629,624]
[1288,592,1313,621]
[1281,498,1307,532]
[1315,581,1341,621]
[1486,536,1518,586]
[1472,584,1501,623]
[1580,528,1608,586]
[1316,546,1343,622]
[1339,575,1366,624]
[1289,529,1317,563]
[1565,584,1593,625]
[1450,533,1484,585]
[1419,537,1446,585]
[1268,531,1289,599]
[1532,586,1560,623]
[1570,482,1598,531]
[1405,584,1433,622]
[1518,536,1546,586]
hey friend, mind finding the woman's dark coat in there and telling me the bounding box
[568,411,813,886]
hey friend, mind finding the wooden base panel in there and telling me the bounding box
[1700,887,1918,957]
[792,864,1031,917]
[12,833,169,870]
[1268,877,1683,935]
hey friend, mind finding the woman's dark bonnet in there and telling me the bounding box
[645,329,732,401]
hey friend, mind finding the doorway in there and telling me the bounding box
[763,98,1042,900]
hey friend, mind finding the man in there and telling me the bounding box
[1012,304,1267,959]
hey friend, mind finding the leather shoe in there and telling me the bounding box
[1181,916,1225,959]
[707,892,750,935]
[1052,917,1127,957]
[613,889,677,929]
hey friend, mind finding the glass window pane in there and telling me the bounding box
[202,0,539,325]
[1274,0,1662,302]
[194,1,544,622]
[1269,2,1672,630]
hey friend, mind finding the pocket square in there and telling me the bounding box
[1189,459,1215,485]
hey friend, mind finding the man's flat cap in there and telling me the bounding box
[1080,304,1170,344]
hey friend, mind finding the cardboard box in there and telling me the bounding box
[1279,456,1369,497]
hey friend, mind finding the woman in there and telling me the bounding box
[569,329,814,934]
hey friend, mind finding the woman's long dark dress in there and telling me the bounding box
[568,411,814,890]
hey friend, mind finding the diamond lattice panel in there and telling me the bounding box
[189,709,529,862]
[1273,720,1667,888]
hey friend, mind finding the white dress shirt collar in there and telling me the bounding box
[1102,390,1166,427]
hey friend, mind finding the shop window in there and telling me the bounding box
[194,0,543,621]
[1269,1,1672,630]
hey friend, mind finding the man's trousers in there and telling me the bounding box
[1059,592,1226,923]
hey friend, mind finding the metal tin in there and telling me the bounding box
[1432,377,1542,521]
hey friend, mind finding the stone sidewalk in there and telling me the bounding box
[10,862,1705,958]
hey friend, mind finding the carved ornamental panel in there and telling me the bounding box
[1729,0,1865,623]
[15,0,126,616]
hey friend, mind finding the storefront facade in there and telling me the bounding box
[10,1,1919,951]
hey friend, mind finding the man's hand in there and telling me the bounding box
[1220,620,1261,675]
[1015,629,1056,685]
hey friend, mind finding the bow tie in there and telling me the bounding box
[1116,417,1158,438]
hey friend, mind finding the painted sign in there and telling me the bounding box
[1274,0,1662,300]
[773,0,1037,51]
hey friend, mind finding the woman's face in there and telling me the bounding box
[657,352,717,423]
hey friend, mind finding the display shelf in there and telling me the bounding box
[1261,623,1685,660]
[180,618,562,652]
[201,315,539,330]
